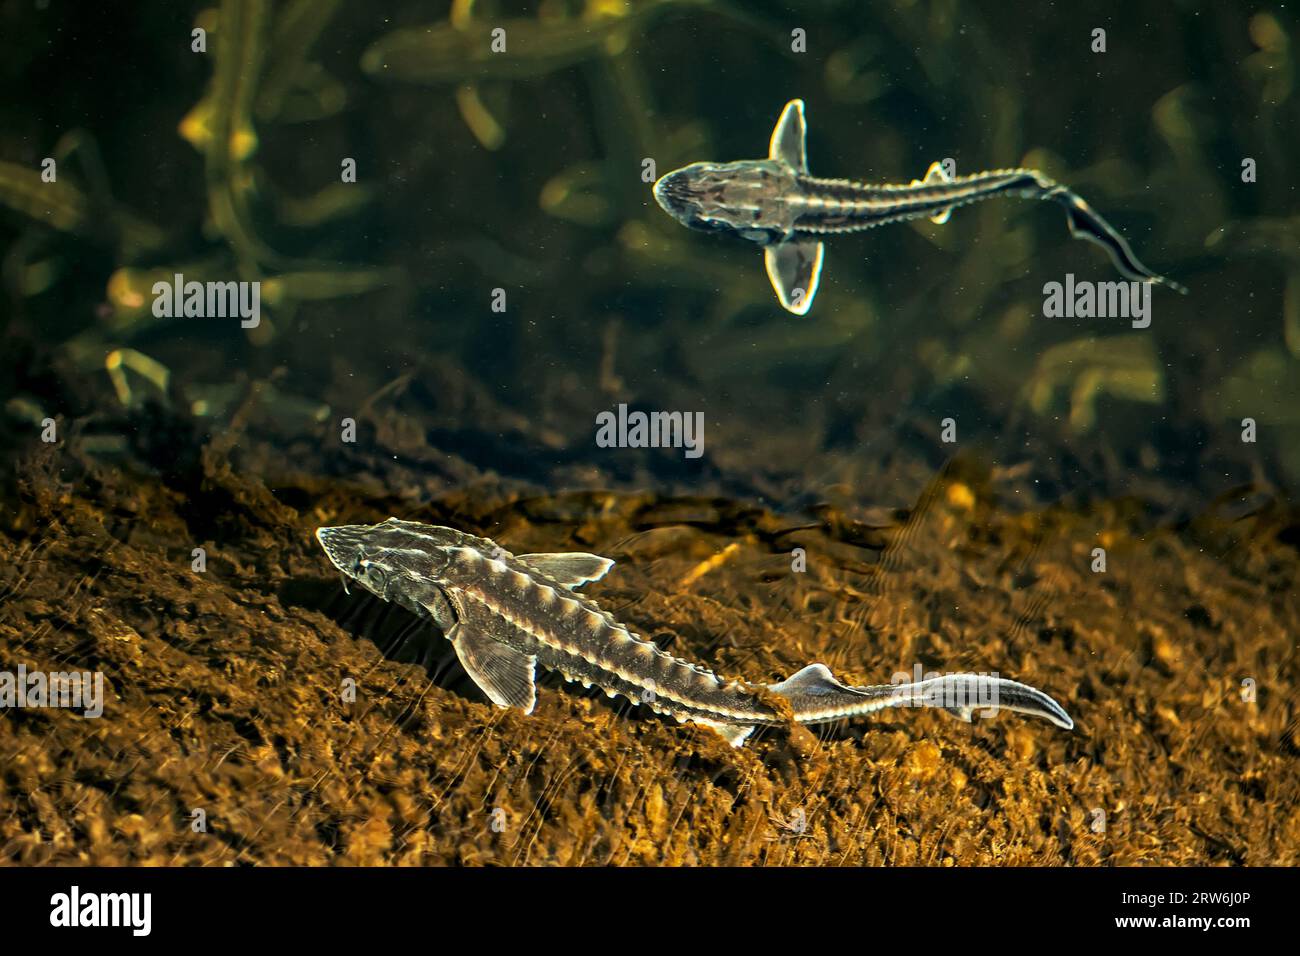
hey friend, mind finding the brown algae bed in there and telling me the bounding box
[0,439,1296,866]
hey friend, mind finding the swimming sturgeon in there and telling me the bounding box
[652,98,1187,315]
[316,518,1073,747]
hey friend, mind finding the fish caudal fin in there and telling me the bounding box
[768,664,1074,731]
[1051,188,1189,294]
[906,674,1075,730]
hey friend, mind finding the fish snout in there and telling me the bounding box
[652,168,700,224]
[315,525,368,573]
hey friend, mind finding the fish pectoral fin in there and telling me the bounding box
[764,240,825,315]
[768,98,808,172]
[450,625,538,714]
[517,552,615,588]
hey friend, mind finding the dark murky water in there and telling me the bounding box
[0,1,1296,866]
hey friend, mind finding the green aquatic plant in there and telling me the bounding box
[0,132,168,277]
[361,0,699,84]
[1021,334,1164,432]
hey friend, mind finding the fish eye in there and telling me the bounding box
[358,556,387,587]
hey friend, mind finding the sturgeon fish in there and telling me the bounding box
[652,98,1186,314]
[316,518,1073,746]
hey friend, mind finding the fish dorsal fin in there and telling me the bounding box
[769,663,851,697]
[768,99,808,172]
[911,160,955,224]
[517,552,615,588]
[763,240,824,315]
[449,624,538,714]
[920,161,952,185]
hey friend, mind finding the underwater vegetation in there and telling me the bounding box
[0,1,1297,867]
[0,1,1292,462]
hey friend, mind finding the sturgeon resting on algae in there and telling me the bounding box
[317,518,1073,747]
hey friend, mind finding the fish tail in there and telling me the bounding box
[770,663,1074,730]
[1035,178,1188,294]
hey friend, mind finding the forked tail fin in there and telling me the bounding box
[769,663,1074,730]
[1041,183,1188,294]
